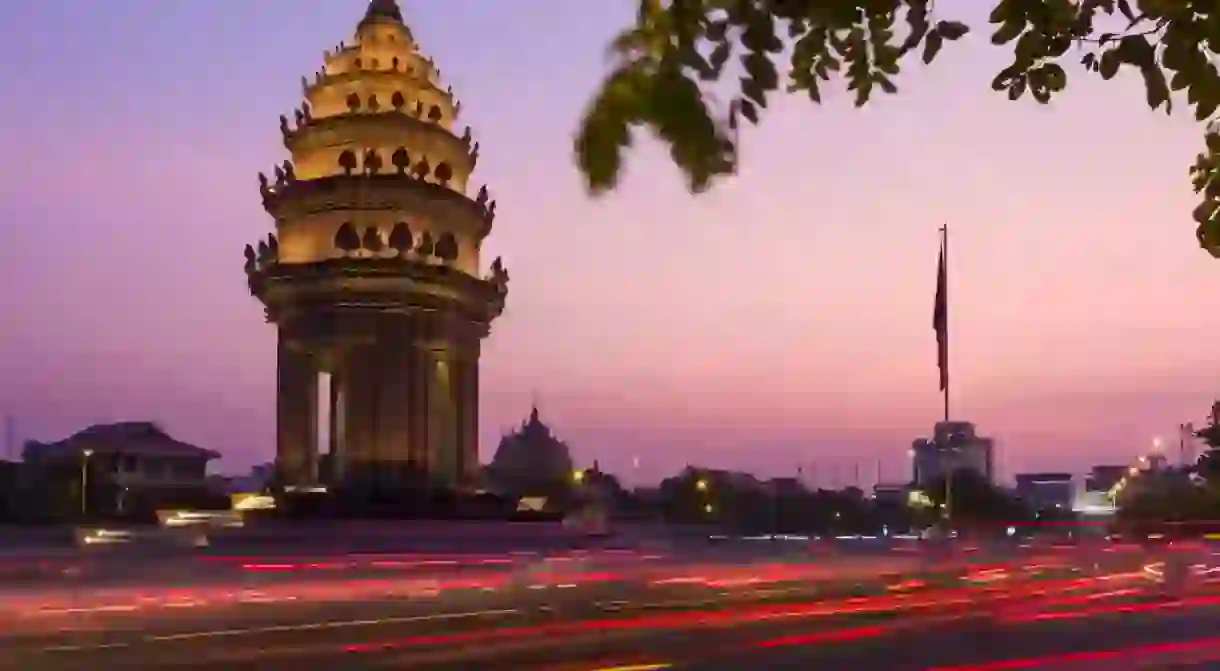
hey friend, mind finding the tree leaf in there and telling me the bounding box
[1200,217,1220,258]
[574,64,652,196]
[709,42,731,72]
[1115,35,1155,70]
[988,0,1013,24]
[806,79,823,103]
[1007,76,1027,101]
[1192,200,1218,224]
[741,76,768,107]
[1043,63,1067,92]
[1142,66,1171,112]
[1199,96,1220,122]
[923,31,944,64]
[742,52,779,91]
[876,73,898,94]
[1099,50,1120,80]
[936,21,970,41]
[739,99,759,125]
[1116,0,1138,26]
[991,65,1020,91]
[991,19,1023,45]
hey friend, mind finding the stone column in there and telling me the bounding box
[452,352,480,485]
[374,324,413,477]
[276,336,318,486]
[425,348,459,486]
[407,343,431,474]
[340,345,379,482]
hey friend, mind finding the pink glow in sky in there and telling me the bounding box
[0,0,1217,483]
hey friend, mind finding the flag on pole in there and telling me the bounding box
[933,236,949,391]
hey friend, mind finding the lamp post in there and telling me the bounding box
[80,449,94,517]
[694,478,712,519]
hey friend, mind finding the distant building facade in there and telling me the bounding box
[912,421,995,487]
[1085,465,1127,493]
[22,422,221,517]
[873,482,912,506]
[766,477,807,497]
[1014,472,1075,513]
[0,460,20,520]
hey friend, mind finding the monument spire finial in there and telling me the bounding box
[364,0,404,23]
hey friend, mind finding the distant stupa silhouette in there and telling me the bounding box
[488,405,573,492]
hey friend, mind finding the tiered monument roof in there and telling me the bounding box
[244,0,507,331]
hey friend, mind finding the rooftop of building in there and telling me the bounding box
[24,422,220,461]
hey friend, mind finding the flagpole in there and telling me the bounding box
[941,225,950,424]
[935,225,954,525]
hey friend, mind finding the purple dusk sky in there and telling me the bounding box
[1,0,1217,484]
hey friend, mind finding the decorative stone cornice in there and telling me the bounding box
[248,257,506,322]
[260,174,494,240]
[285,112,473,174]
[303,68,450,103]
[277,307,489,355]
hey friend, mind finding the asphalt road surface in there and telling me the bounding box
[23,602,1220,670]
[8,567,1211,670]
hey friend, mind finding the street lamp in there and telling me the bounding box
[572,469,585,484]
[80,449,94,516]
[695,479,708,492]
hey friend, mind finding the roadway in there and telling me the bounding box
[0,533,1202,669]
[3,557,1193,670]
[19,594,1220,670]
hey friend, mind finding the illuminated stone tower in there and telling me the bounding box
[243,0,506,490]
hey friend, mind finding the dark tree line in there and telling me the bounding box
[656,467,1032,536]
